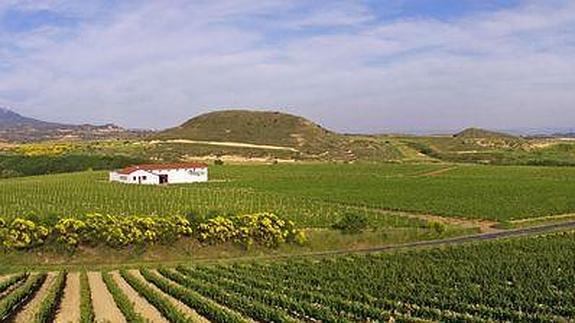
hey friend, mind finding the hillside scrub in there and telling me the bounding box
[0,154,145,178]
[0,213,305,252]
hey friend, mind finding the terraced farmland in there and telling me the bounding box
[1,230,573,322]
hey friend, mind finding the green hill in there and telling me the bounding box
[454,127,518,139]
[156,110,337,148]
[154,110,405,162]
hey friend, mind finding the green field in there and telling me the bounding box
[1,231,573,321]
[173,231,574,321]
[0,166,429,228]
[1,163,574,224]
[202,230,575,321]
[222,163,575,220]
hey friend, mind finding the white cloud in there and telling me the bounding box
[0,0,574,132]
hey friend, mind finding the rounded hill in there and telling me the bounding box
[156,110,337,148]
[454,127,518,139]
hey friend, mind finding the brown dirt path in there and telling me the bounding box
[131,270,210,323]
[416,166,458,177]
[400,211,500,233]
[13,272,56,323]
[54,272,81,323]
[344,204,500,233]
[110,271,168,323]
[87,272,126,323]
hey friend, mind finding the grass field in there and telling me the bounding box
[1,231,573,321]
[1,163,575,223]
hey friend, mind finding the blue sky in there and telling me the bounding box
[0,0,574,132]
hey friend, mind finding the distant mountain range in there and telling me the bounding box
[0,107,143,142]
[0,107,57,128]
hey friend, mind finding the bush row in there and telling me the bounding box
[0,213,305,251]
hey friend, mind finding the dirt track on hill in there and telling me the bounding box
[88,272,126,323]
[416,166,458,177]
[151,139,299,151]
[13,272,56,323]
[54,272,80,323]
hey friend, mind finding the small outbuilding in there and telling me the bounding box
[109,162,208,185]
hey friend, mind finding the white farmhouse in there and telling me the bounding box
[109,163,208,185]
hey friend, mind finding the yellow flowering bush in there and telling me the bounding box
[55,218,87,248]
[82,214,194,248]
[198,213,306,248]
[197,217,236,244]
[0,218,50,249]
[0,212,303,251]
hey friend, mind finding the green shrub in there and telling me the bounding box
[332,213,369,234]
[427,221,447,235]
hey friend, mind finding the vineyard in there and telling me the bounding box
[0,231,573,322]
[1,163,575,225]
[0,165,436,228]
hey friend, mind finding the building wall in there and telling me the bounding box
[150,167,208,184]
[110,170,159,185]
[109,167,208,185]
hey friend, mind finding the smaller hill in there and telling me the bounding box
[454,128,519,139]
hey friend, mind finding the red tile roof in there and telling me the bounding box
[116,162,208,175]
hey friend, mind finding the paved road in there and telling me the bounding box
[302,220,575,258]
